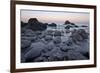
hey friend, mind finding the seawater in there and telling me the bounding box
[47,24,89,33]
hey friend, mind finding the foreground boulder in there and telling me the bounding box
[24,42,46,62]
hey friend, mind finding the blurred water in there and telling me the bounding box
[47,24,89,33]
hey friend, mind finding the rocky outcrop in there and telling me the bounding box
[48,23,57,27]
[21,18,89,63]
[64,20,71,24]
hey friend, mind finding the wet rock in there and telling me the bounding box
[42,42,54,53]
[48,23,57,27]
[44,35,53,43]
[21,39,31,49]
[65,25,71,29]
[53,36,61,44]
[78,29,88,39]
[64,20,71,24]
[45,30,54,36]
[67,50,87,60]
[24,42,46,62]
[70,29,89,45]
[54,31,61,36]
[34,57,48,62]
[28,18,47,31]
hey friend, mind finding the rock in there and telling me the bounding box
[42,46,63,61]
[78,29,88,39]
[67,50,87,60]
[48,23,57,27]
[65,25,71,29]
[64,20,71,24]
[44,35,53,42]
[60,45,73,52]
[48,52,63,61]
[28,18,47,31]
[21,21,28,28]
[24,42,46,62]
[70,29,89,44]
[34,57,48,62]
[53,36,61,44]
[54,31,61,36]
[70,23,75,25]
[42,42,54,53]
[74,40,89,55]
[45,30,54,36]
[81,25,88,27]
[21,39,31,49]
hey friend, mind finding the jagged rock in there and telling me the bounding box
[81,25,88,27]
[42,42,54,53]
[65,25,71,29]
[48,52,63,61]
[48,23,57,27]
[42,46,62,61]
[64,20,71,24]
[44,35,53,43]
[24,42,46,62]
[67,50,87,60]
[24,29,34,36]
[21,39,31,49]
[70,23,75,25]
[28,18,47,31]
[78,29,88,39]
[45,30,54,36]
[54,31,61,36]
[34,57,48,62]
[21,21,28,28]
[53,36,61,44]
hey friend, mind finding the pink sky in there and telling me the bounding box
[21,10,90,24]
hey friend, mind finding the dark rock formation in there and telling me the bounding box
[48,23,57,27]
[21,18,89,63]
[54,31,62,36]
[22,18,47,31]
[24,42,46,62]
[67,50,87,60]
[64,20,71,24]
[21,21,28,28]
[21,39,31,49]
[53,36,61,44]
[70,29,88,44]
[81,25,88,27]
[65,25,71,29]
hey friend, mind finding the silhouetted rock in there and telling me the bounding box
[44,30,54,36]
[21,21,28,28]
[64,20,71,24]
[81,25,88,27]
[48,23,57,27]
[28,18,47,31]
[34,57,47,62]
[70,23,75,25]
[65,25,71,29]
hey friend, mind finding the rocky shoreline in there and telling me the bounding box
[21,18,89,63]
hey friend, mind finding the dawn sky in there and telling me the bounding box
[21,10,90,24]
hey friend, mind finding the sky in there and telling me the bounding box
[21,9,90,25]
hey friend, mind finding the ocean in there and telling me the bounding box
[47,24,89,33]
